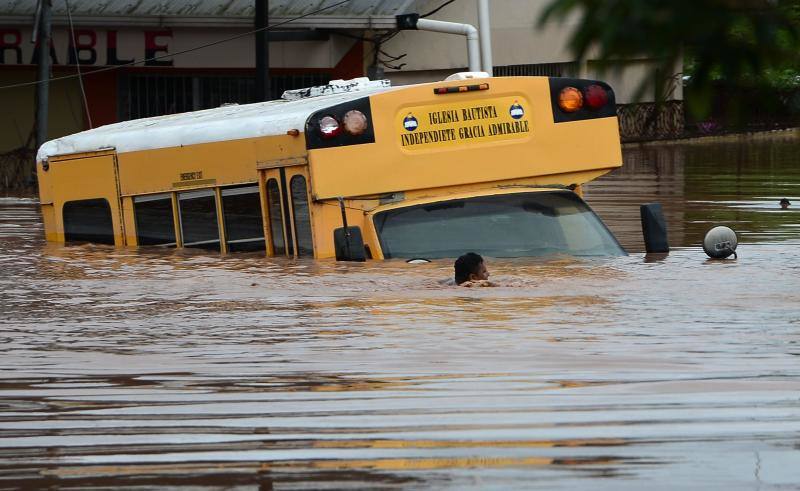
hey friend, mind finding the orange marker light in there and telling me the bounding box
[558,87,584,113]
[433,83,490,95]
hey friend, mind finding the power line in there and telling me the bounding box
[65,0,92,128]
[0,0,351,91]
[420,0,457,18]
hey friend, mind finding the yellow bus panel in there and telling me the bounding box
[308,77,622,200]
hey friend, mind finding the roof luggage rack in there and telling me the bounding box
[281,77,391,101]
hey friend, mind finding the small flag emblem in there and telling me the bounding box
[403,114,418,131]
[509,102,525,120]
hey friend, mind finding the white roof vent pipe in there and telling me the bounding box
[477,0,493,75]
[396,14,481,73]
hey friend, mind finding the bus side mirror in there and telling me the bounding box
[641,203,669,253]
[334,226,367,262]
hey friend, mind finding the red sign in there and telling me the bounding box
[1,28,173,66]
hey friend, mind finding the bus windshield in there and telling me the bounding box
[374,191,625,259]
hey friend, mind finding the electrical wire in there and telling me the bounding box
[65,0,92,129]
[369,29,405,71]
[378,49,406,62]
[0,0,351,91]
[31,0,43,43]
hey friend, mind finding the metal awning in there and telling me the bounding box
[0,0,417,28]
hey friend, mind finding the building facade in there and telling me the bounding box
[383,0,684,103]
[0,0,681,187]
[0,1,398,158]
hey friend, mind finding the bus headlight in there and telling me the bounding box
[343,110,368,136]
[319,115,342,139]
[558,87,584,113]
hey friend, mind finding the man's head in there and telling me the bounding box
[780,198,791,209]
[454,252,489,285]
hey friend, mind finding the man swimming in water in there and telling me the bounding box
[454,252,492,287]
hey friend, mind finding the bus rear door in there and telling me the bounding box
[39,150,125,246]
[258,162,315,258]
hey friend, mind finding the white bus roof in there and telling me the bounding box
[36,79,395,162]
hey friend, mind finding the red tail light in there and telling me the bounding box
[584,84,609,109]
[306,98,375,150]
[319,115,342,139]
[549,78,616,123]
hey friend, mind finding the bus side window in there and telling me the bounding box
[178,189,220,250]
[221,185,265,252]
[134,193,176,246]
[63,198,115,245]
[266,179,285,255]
[289,175,314,257]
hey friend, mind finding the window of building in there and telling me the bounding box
[178,189,220,250]
[221,185,265,252]
[134,193,176,246]
[266,179,285,255]
[290,175,314,257]
[63,198,115,245]
[119,73,332,121]
[493,62,579,78]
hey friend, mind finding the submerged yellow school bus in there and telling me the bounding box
[36,73,625,260]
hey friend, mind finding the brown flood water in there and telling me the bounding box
[2,132,800,490]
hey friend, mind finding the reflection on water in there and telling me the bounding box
[587,130,800,251]
[2,134,800,489]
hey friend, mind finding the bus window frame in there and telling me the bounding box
[366,187,618,260]
[177,188,222,251]
[132,192,177,247]
[288,173,315,258]
[220,184,266,253]
[62,197,115,245]
[261,172,289,256]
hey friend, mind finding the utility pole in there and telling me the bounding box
[255,0,270,101]
[35,0,52,152]
[477,0,493,75]
[29,0,52,185]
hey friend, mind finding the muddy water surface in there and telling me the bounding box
[2,133,800,489]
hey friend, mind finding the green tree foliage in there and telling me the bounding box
[540,0,800,114]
